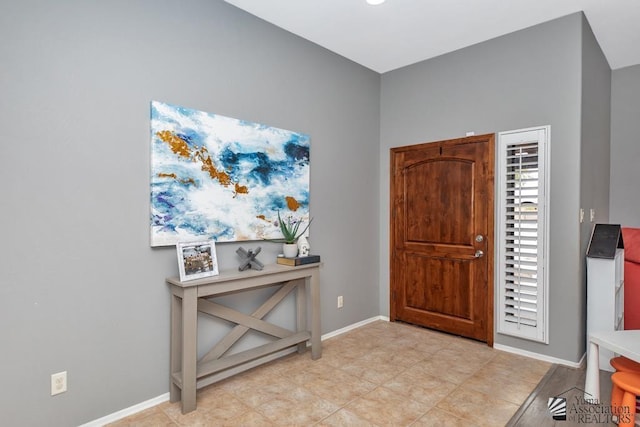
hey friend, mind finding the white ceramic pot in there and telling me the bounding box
[282,243,299,258]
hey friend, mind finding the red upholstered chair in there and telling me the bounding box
[621,227,640,330]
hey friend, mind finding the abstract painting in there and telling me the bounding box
[150,101,310,247]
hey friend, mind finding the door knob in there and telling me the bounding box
[475,250,484,258]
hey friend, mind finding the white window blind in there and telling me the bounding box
[497,126,549,343]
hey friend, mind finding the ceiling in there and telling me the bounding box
[224,0,640,73]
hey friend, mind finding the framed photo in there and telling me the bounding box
[176,240,219,282]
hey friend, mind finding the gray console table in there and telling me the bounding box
[166,262,321,414]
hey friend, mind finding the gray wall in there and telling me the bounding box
[610,64,640,227]
[0,1,380,425]
[380,13,587,362]
[579,17,612,354]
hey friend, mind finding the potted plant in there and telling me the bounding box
[276,210,312,258]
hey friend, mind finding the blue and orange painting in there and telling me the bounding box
[150,101,310,247]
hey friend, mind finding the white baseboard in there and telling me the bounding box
[321,315,388,341]
[79,393,170,427]
[83,316,389,426]
[494,343,586,368]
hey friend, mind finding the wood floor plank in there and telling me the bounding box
[507,365,615,426]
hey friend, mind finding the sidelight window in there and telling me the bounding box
[497,126,550,343]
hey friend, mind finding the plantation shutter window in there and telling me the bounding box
[497,126,549,343]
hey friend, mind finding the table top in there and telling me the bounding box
[589,330,640,362]
[166,262,321,288]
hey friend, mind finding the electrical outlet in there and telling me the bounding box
[590,209,595,222]
[579,208,584,223]
[51,371,67,396]
[337,295,343,309]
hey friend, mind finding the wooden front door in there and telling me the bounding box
[390,134,494,345]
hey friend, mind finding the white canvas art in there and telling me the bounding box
[150,101,310,247]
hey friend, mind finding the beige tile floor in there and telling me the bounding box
[108,321,551,426]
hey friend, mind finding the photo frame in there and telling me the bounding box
[176,240,219,282]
